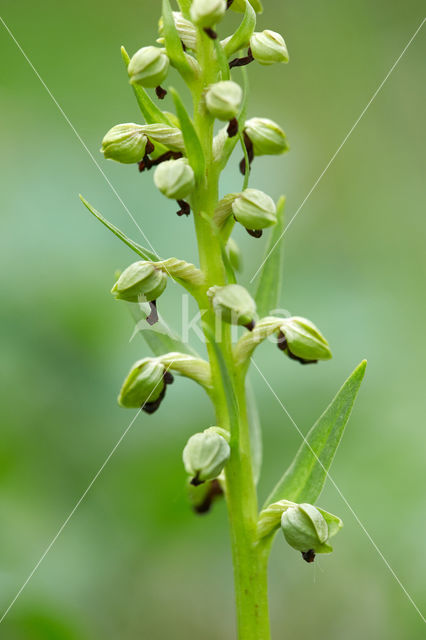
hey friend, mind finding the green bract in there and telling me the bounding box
[244,117,288,156]
[111,261,167,303]
[128,46,169,87]
[154,158,195,199]
[232,188,277,230]
[118,358,165,409]
[280,316,332,362]
[82,0,366,633]
[250,30,289,65]
[183,427,231,485]
[101,123,148,164]
[208,284,257,327]
[205,81,243,121]
[190,0,226,28]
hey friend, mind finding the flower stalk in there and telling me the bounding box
[81,1,367,638]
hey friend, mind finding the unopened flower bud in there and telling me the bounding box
[190,0,226,28]
[118,358,167,411]
[183,427,230,485]
[281,504,333,562]
[250,30,289,65]
[232,188,277,230]
[244,117,288,156]
[279,316,332,364]
[128,46,169,88]
[208,284,256,329]
[158,12,198,51]
[111,261,167,303]
[205,81,242,121]
[154,158,195,199]
[101,123,149,164]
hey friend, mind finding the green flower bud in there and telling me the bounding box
[154,158,195,200]
[101,123,148,164]
[205,81,243,121]
[111,261,167,303]
[250,30,289,65]
[279,316,332,363]
[244,117,289,156]
[190,0,226,28]
[183,427,230,485]
[281,504,333,562]
[232,188,277,230]
[118,358,167,411]
[208,284,256,329]
[158,12,198,51]
[128,46,169,88]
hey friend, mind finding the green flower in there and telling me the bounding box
[111,261,167,303]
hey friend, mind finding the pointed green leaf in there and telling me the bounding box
[223,0,257,58]
[128,302,200,357]
[79,195,159,262]
[162,0,195,83]
[264,360,367,508]
[121,46,173,126]
[170,87,205,182]
[255,196,285,317]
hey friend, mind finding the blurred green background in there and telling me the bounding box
[1,0,425,638]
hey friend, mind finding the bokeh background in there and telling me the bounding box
[1,0,425,638]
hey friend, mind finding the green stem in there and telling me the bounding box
[191,30,271,639]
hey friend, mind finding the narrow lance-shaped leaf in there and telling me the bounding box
[121,46,173,126]
[255,196,285,318]
[171,88,205,183]
[263,360,367,508]
[79,195,159,262]
[162,0,195,83]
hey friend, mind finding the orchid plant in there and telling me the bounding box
[81,1,366,637]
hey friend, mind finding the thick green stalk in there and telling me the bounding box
[191,28,271,640]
